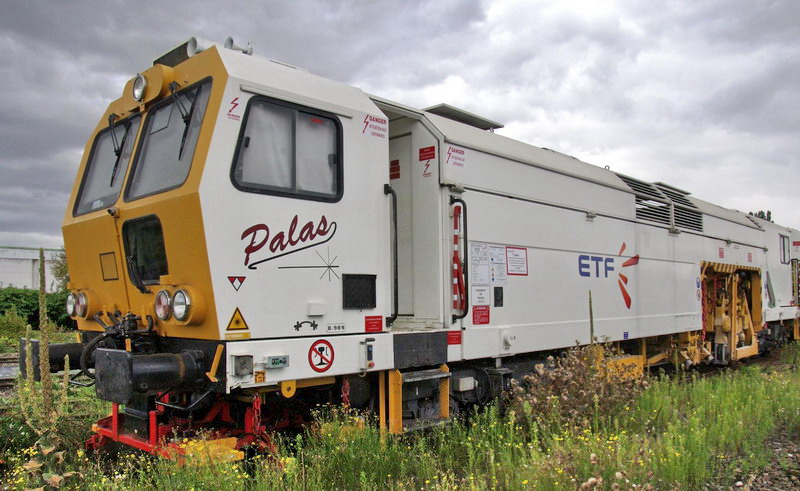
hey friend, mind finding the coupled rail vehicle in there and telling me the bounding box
[23,36,800,458]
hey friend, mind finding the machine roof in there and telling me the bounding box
[423,103,504,131]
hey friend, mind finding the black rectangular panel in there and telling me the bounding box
[393,331,447,369]
[342,274,377,309]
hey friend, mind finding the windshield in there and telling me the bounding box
[126,79,212,200]
[74,115,141,215]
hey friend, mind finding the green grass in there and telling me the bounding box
[3,347,800,489]
[0,329,77,354]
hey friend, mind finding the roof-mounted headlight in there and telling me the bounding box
[172,289,191,321]
[132,73,147,101]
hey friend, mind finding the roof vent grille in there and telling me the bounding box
[616,174,703,232]
[654,183,703,232]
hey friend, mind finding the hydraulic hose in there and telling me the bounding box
[80,332,110,379]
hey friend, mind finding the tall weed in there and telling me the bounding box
[506,344,649,434]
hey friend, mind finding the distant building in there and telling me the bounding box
[0,246,61,292]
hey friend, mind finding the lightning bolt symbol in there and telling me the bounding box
[362,115,370,133]
[228,97,239,114]
[424,161,431,175]
[447,147,453,163]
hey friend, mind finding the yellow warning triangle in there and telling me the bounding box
[226,308,249,331]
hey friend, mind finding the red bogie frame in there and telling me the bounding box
[86,393,277,458]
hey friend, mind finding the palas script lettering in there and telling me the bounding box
[241,215,336,267]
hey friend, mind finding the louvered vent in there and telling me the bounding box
[654,183,703,232]
[616,174,671,226]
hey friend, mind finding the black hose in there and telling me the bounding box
[80,332,110,379]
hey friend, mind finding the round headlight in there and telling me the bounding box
[75,292,88,318]
[155,290,171,321]
[172,289,191,321]
[132,73,147,101]
[66,294,77,317]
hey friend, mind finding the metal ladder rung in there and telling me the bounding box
[402,369,451,384]
[403,417,450,432]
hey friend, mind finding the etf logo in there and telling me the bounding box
[578,243,640,309]
[578,255,615,277]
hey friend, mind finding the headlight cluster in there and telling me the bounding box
[66,292,88,317]
[154,289,192,322]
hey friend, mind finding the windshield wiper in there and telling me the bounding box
[109,122,131,187]
[127,240,150,294]
[178,87,201,160]
[108,114,121,156]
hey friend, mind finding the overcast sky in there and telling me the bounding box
[1,0,798,248]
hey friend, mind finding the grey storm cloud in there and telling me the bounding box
[0,0,799,249]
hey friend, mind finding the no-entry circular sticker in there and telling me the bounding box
[308,339,334,373]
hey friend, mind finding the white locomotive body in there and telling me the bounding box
[34,38,798,452]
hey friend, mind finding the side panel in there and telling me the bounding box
[226,333,393,387]
[459,190,700,360]
[201,80,392,342]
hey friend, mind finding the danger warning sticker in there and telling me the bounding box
[362,114,387,139]
[446,145,466,168]
[390,159,400,180]
[447,331,462,345]
[227,97,241,121]
[419,146,436,161]
[308,339,334,373]
[473,305,490,325]
[227,308,249,331]
[365,315,383,333]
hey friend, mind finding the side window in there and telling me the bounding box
[231,98,342,202]
[780,235,791,264]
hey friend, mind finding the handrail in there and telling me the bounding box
[384,184,399,327]
[450,196,469,323]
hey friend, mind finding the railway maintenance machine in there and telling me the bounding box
[23,37,800,457]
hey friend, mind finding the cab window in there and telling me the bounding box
[122,216,168,285]
[74,115,141,215]
[231,98,342,202]
[126,79,212,200]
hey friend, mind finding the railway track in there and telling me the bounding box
[0,353,19,389]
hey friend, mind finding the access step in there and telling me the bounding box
[382,364,451,434]
[402,368,451,384]
[403,416,450,432]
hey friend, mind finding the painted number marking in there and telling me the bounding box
[308,340,335,373]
